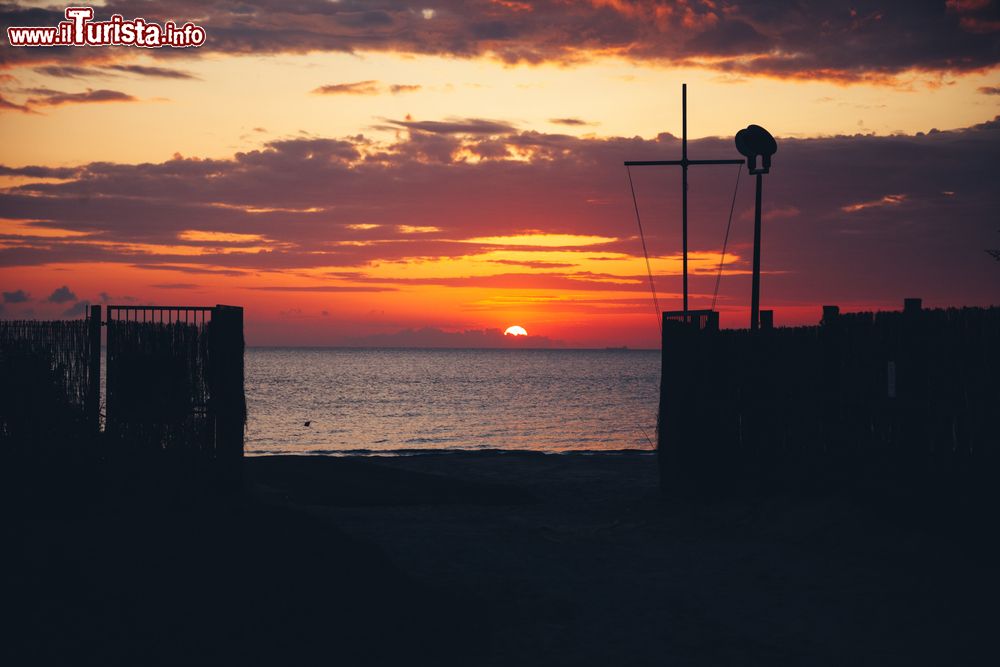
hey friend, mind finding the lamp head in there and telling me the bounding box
[735,124,777,175]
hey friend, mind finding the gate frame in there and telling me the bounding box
[104,304,245,478]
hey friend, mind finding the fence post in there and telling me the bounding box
[210,305,245,490]
[819,305,842,455]
[659,316,700,496]
[822,305,840,326]
[706,310,720,331]
[900,297,931,460]
[87,305,102,437]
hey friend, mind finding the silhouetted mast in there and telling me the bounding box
[625,85,777,329]
[624,84,743,321]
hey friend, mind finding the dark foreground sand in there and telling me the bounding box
[5,452,999,665]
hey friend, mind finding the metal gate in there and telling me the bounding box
[105,305,245,477]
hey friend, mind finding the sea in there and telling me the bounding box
[246,348,660,456]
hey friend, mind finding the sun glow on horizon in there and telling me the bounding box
[504,325,528,336]
[465,234,617,248]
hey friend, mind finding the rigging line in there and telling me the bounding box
[626,165,662,333]
[711,164,742,312]
[637,425,656,450]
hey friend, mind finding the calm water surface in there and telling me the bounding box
[246,348,659,455]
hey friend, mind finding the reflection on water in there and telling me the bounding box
[246,348,659,455]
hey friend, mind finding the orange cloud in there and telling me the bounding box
[841,194,907,213]
[3,117,998,345]
[312,80,381,95]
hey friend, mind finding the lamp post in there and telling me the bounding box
[735,125,777,331]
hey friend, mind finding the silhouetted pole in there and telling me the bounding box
[735,124,777,331]
[209,304,245,491]
[625,85,743,321]
[682,83,688,315]
[750,172,763,331]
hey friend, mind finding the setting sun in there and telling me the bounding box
[504,326,528,337]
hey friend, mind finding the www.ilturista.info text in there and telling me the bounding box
[7,7,206,48]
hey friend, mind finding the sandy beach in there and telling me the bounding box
[5,452,998,666]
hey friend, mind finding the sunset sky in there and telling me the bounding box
[1,0,999,347]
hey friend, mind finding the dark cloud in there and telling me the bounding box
[550,118,594,126]
[313,81,421,95]
[105,64,196,79]
[1,116,998,311]
[979,85,1000,94]
[47,285,76,303]
[0,93,35,113]
[150,283,200,289]
[35,64,195,79]
[386,117,516,134]
[3,1,999,82]
[3,289,29,303]
[34,65,105,78]
[0,164,79,178]
[24,87,137,107]
[131,264,248,276]
[686,19,770,57]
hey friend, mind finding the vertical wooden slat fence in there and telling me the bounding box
[658,301,1000,494]
[0,309,101,456]
[86,304,102,435]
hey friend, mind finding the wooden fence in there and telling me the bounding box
[658,300,1000,493]
[1,304,244,490]
[0,307,101,457]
